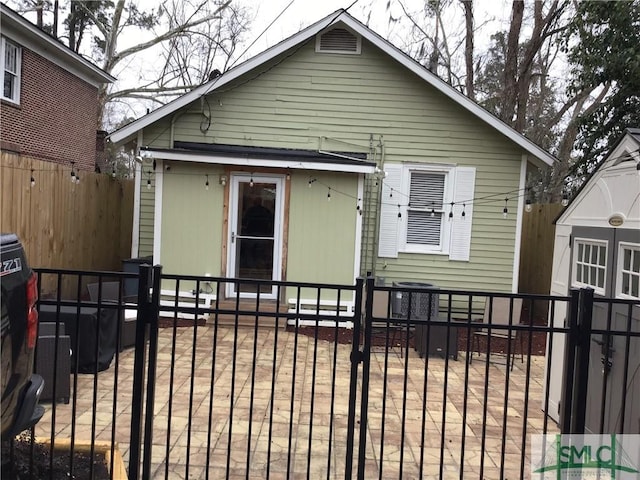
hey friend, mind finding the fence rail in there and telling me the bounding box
[3,267,638,479]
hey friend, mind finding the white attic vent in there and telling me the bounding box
[315,28,361,54]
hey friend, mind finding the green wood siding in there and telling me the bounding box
[159,163,225,277]
[287,171,358,289]
[138,36,529,292]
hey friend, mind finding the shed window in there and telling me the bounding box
[1,37,21,104]
[573,239,607,293]
[618,243,640,299]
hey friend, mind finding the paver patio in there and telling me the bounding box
[36,323,558,479]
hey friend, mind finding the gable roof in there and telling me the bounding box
[0,3,114,87]
[109,9,556,167]
[555,127,640,223]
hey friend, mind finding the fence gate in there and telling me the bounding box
[125,270,638,480]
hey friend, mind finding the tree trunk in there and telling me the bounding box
[462,0,474,99]
[503,0,524,124]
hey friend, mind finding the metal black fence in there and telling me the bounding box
[3,266,638,479]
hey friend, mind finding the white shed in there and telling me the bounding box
[545,128,640,431]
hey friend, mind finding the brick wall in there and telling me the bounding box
[0,48,101,171]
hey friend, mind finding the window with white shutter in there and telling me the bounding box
[378,163,475,261]
[1,37,21,104]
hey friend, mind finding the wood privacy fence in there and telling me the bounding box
[518,203,563,320]
[1,152,134,294]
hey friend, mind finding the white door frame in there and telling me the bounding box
[226,172,285,299]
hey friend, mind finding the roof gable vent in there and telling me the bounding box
[316,28,361,55]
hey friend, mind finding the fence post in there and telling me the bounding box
[128,264,152,480]
[345,277,365,480]
[570,287,594,434]
[560,289,580,434]
[141,265,162,479]
[356,276,375,480]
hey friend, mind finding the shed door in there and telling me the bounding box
[226,174,284,298]
[571,227,640,434]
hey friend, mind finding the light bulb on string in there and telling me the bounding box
[561,192,569,207]
[448,202,454,221]
[147,172,152,190]
[430,202,435,217]
[75,174,80,185]
[525,198,532,213]
[503,198,508,218]
[461,204,466,219]
[112,166,116,178]
[70,161,76,183]
[389,188,393,198]
[308,178,316,188]
[30,169,35,188]
[397,204,401,219]
[327,187,331,201]
[205,174,210,191]
[249,173,254,187]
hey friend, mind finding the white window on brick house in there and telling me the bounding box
[378,163,476,261]
[1,37,21,104]
[572,239,607,294]
[618,243,640,299]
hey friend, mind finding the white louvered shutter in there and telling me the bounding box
[378,163,402,258]
[449,167,476,261]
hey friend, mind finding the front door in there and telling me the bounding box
[227,173,284,298]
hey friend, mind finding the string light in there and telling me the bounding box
[356,198,362,215]
[286,169,291,181]
[75,174,80,184]
[112,165,116,178]
[397,204,401,218]
[525,197,532,213]
[249,173,254,187]
[147,171,152,190]
[503,198,509,218]
[430,202,435,217]
[30,169,35,187]
[461,203,466,219]
[561,192,569,207]
[448,202,454,220]
[205,174,210,190]
[70,161,76,183]
[308,178,316,188]
[389,187,393,198]
[327,187,331,201]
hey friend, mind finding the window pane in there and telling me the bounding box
[623,248,632,270]
[590,266,596,285]
[4,75,14,99]
[407,210,441,245]
[4,42,17,72]
[598,246,606,266]
[409,172,445,208]
[578,243,584,261]
[597,268,604,288]
[632,276,639,298]
[633,249,640,273]
[591,246,599,265]
[622,273,630,295]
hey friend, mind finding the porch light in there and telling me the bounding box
[219,174,227,186]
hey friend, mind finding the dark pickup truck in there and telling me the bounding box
[1,233,44,440]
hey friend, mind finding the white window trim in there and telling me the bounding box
[572,238,608,295]
[616,242,640,300]
[1,36,21,104]
[399,164,454,255]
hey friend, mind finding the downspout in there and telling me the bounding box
[371,135,385,279]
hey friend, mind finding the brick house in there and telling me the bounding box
[0,3,114,171]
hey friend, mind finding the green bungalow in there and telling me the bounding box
[109,10,556,312]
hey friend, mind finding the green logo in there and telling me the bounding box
[532,435,640,479]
